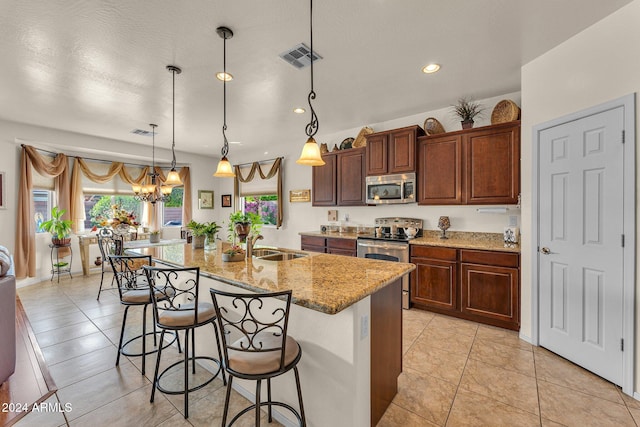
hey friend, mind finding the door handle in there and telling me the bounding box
[540,247,551,255]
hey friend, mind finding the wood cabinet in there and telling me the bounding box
[418,121,520,205]
[365,125,425,176]
[312,148,365,206]
[300,236,357,257]
[410,245,520,330]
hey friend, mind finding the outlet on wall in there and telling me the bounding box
[360,314,369,340]
[509,215,518,227]
[328,210,338,222]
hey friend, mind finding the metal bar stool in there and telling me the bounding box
[210,288,306,427]
[96,228,122,300]
[143,265,226,419]
[109,254,179,376]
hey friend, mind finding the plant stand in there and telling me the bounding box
[49,243,73,283]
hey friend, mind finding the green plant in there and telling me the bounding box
[40,206,73,239]
[452,97,484,122]
[227,211,262,240]
[186,220,220,237]
[223,245,244,256]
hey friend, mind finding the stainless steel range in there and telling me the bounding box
[357,217,423,309]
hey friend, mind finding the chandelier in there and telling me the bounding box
[132,124,173,204]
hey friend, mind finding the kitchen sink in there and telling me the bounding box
[257,252,308,261]
[251,248,281,258]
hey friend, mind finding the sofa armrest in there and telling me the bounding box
[0,273,16,384]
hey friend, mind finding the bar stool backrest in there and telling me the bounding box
[108,254,152,300]
[210,289,293,373]
[143,266,201,327]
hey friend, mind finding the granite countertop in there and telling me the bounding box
[127,243,414,315]
[300,230,520,253]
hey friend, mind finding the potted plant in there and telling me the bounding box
[222,245,245,262]
[40,206,74,245]
[452,97,484,129]
[186,220,220,250]
[228,212,262,243]
[149,230,161,244]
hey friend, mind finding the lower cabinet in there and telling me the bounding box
[301,236,356,257]
[410,245,520,330]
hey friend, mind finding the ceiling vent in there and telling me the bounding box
[130,129,155,137]
[279,43,322,69]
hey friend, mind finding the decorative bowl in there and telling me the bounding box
[222,253,245,262]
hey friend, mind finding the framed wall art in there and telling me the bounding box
[289,189,311,203]
[221,194,232,208]
[198,190,214,209]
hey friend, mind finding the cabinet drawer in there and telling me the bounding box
[302,245,325,253]
[301,236,326,248]
[410,245,457,261]
[460,250,519,268]
[327,248,356,257]
[327,238,356,250]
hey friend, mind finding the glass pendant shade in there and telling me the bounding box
[160,185,173,195]
[296,137,325,166]
[164,169,182,186]
[214,156,235,177]
[132,183,142,193]
[143,183,156,194]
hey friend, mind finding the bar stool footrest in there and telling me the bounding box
[156,356,223,395]
[228,401,303,427]
[120,330,178,358]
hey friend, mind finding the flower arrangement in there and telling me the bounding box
[91,205,139,231]
[223,245,244,256]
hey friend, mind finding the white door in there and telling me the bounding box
[538,106,624,385]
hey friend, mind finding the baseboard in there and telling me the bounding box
[519,331,533,345]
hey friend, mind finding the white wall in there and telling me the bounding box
[214,91,522,249]
[0,119,219,284]
[521,0,640,387]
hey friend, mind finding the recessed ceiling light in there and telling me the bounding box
[293,107,306,114]
[216,72,233,81]
[422,63,441,74]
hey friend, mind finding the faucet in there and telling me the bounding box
[246,234,264,259]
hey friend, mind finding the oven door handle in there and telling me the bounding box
[358,242,406,250]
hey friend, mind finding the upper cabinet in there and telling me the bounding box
[312,147,366,206]
[418,121,520,205]
[365,125,425,176]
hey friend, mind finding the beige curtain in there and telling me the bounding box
[233,158,283,229]
[15,145,70,278]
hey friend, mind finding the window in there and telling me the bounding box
[242,195,278,226]
[85,195,142,230]
[33,189,54,233]
[163,187,183,226]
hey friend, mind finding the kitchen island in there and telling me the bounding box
[128,243,414,427]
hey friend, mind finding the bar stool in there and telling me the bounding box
[96,228,123,300]
[143,265,226,419]
[109,254,178,376]
[209,288,306,427]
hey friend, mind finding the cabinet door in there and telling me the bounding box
[460,263,519,328]
[417,134,463,204]
[365,133,388,175]
[465,124,520,204]
[301,236,326,253]
[337,148,366,206]
[411,257,458,312]
[312,153,337,206]
[388,128,417,174]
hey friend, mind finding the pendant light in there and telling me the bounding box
[213,26,235,177]
[296,0,325,166]
[164,65,184,186]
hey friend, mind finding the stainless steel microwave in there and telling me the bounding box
[365,173,416,204]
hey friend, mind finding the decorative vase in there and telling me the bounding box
[222,253,245,262]
[461,120,474,129]
[438,216,451,239]
[192,235,205,249]
[150,233,161,243]
[94,256,102,266]
[204,234,217,251]
[234,222,250,243]
[113,223,131,235]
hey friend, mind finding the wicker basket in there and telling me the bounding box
[423,117,445,135]
[353,126,374,148]
[491,100,520,124]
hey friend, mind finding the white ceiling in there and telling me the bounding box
[0,0,631,160]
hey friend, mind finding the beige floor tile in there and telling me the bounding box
[35,320,100,348]
[404,338,468,385]
[415,326,475,355]
[446,389,541,427]
[469,339,535,377]
[48,345,129,389]
[392,367,456,425]
[403,308,436,324]
[68,384,178,427]
[41,332,113,366]
[476,324,532,351]
[377,402,438,427]
[541,418,566,427]
[402,316,428,355]
[29,310,89,334]
[90,312,128,331]
[628,406,640,425]
[534,351,623,404]
[538,380,634,427]
[21,302,79,322]
[618,387,640,409]
[459,358,539,415]
[56,363,149,421]
[12,394,69,427]
[428,315,479,337]
[155,366,226,412]
[80,302,123,320]
[155,411,194,426]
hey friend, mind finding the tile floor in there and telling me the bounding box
[12,274,640,426]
